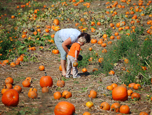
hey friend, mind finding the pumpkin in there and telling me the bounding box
[131,92,140,100]
[100,102,110,110]
[10,62,16,67]
[28,90,37,99]
[120,105,130,114]
[53,19,59,25]
[89,47,92,51]
[54,91,62,100]
[86,101,94,108]
[73,62,78,67]
[128,83,135,88]
[54,101,75,115]
[127,89,133,96]
[39,65,45,71]
[2,89,19,106]
[101,43,107,47]
[52,49,59,54]
[91,39,97,44]
[3,60,9,64]
[1,86,9,94]
[5,77,13,84]
[98,57,104,63]
[22,80,31,87]
[29,88,37,92]
[59,65,62,71]
[42,87,49,93]
[133,84,141,90]
[107,85,113,90]
[139,112,149,115]
[124,59,129,63]
[83,112,91,115]
[57,80,65,87]
[82,68,87,73]
[40,72,53,88]
[62,90,72,99]
[6,84,13,89]
[25,77,32,83]
[13,85,22,93]
[111,83,118,89]
[112,86,128,101]
[111,103,121,112]
[88,90,97,98]
[109,70,115,75]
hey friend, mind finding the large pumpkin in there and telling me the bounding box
[54,101,75,115]
[1,89,19,106]
[40,72,53,88]
[112,85,128,101]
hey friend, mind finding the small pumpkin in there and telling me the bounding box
[57,79,65,87]
[82,68,87,73]
[111,83,118,89]
[59,65,62,71]
[5,77,13,84]
[91,39,97,44]
[53,19,59,25]
[13,85,22,93]
[1,86,9,94]
[62,90,72,99]
[40,72,53,88]
[88,90,97,98]
[120,105,130,114]
[28,90,37,99]
[100,102,110,110]
[73,62,78,67]
[10,62,16,67]
[133,84,141,90]
[128,83,136,88]
[42,87,49,93]
[109,70,115,75]
[39,65,45,71]
[6,83,13,89]
[112,85,128,101]
[111,103,121,112]
[131,92,140,100]
[54,91,62,100]
[54,101,75,115]
[83,112,91,115]
[2,89,19,106]
[107,85,113,90]
[139,112,149,115]
[22,80,31,87]
[86,101,94,108]
[127,89,133,96]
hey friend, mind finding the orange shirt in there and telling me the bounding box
[68,43,80,58]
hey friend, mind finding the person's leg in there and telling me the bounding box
[61,59,66,76]
[66,56,71,78]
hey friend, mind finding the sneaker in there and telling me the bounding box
[73,75,81,79]
[66,75,70,78]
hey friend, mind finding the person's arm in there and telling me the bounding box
[62,37,72,54]
[75,50,78,61]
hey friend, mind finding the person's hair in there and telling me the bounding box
[78,33,91,43]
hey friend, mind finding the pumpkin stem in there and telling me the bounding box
[45,72,47,76]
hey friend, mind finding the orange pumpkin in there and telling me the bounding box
[54,101,75,115]
[131,92,140,100]
[57,80,65,87]
[111,83,118,89]
[109,70,115,75]
[40,72,53,88]
[91,39,97,44]
[139,112,149,115]
[13,85,22,93]
[100,102,110,110]
[54,91,62,100]
[120,105,130,114]
[133,84,141,90]
[39,65,45,71]
[88,90,97,98]
[59,65,62,71]
[111,103,121,112]
[42,87,49,93]
[83,112,91,115]
[112,86,128,101]
[28,90,37,99]
[5,77,13,84]
[2,89,19,106]
[107,85,113,90]
[127,89,133,96]
[82,68,87,73]
[22,80,31,87]
[53,19,59,25]
[62,90,72,99]
[128,83,136,88]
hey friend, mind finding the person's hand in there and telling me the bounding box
[75,58,77,61]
